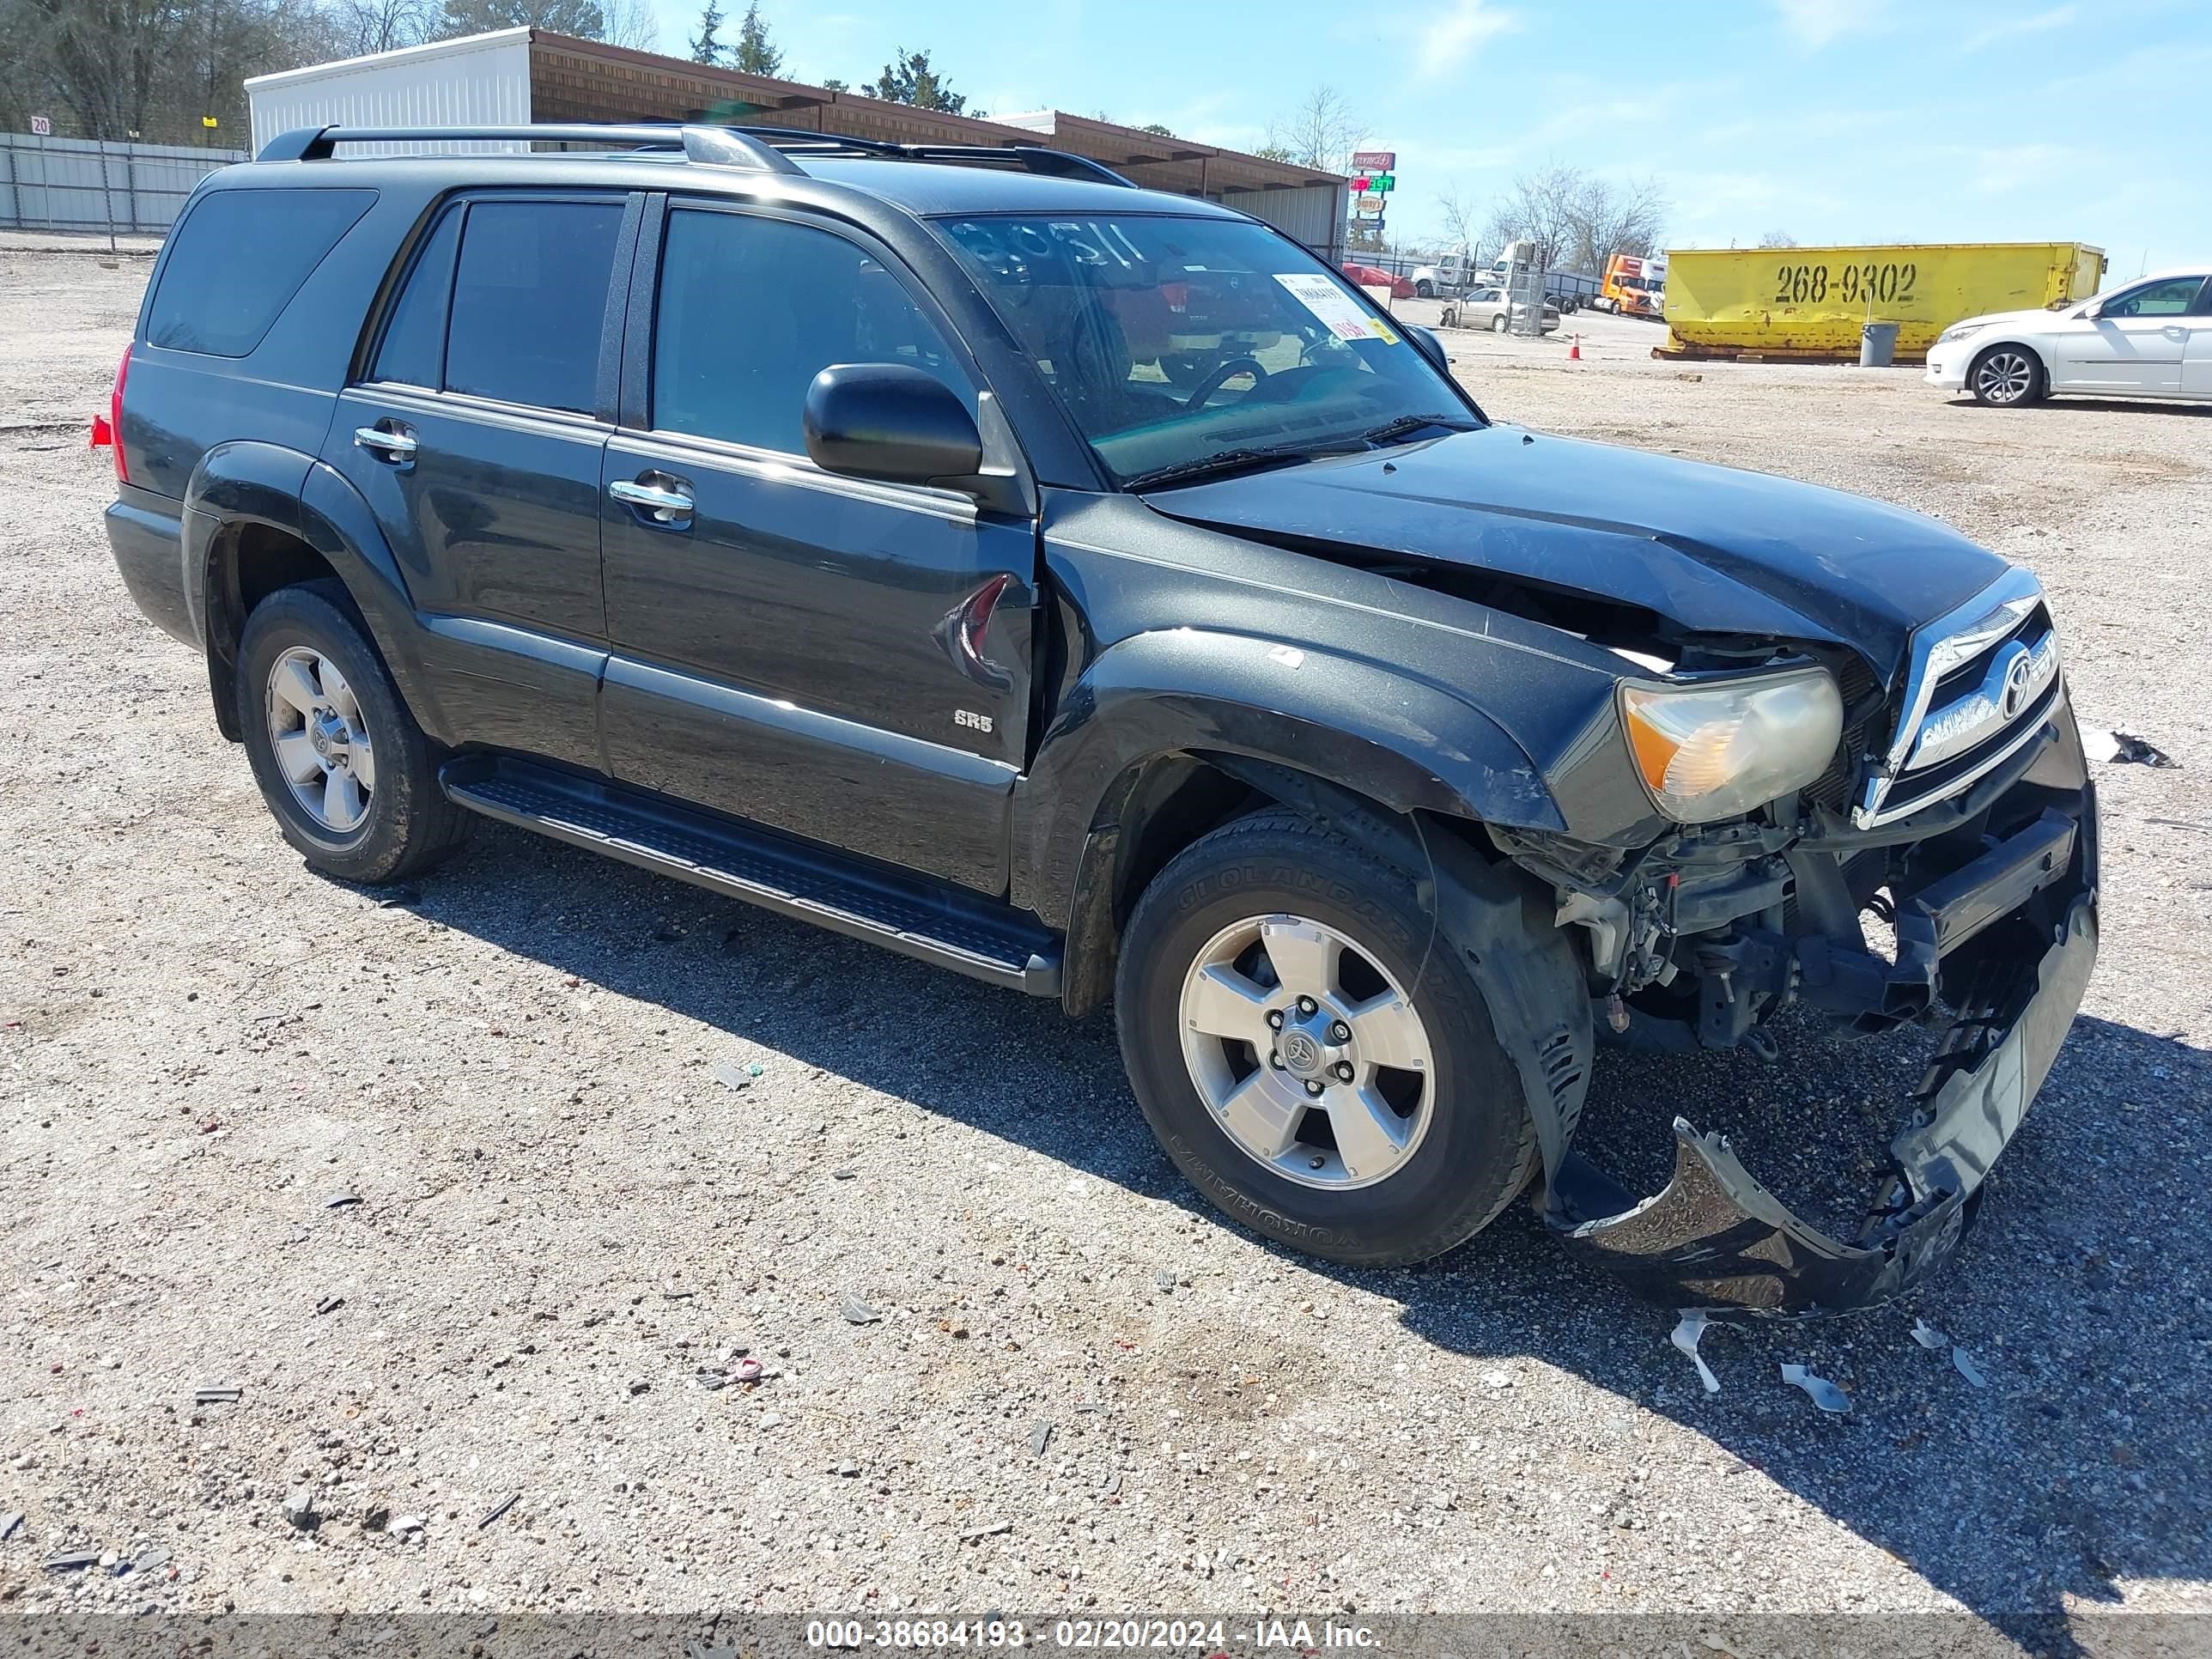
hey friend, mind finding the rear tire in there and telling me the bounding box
[1114,811,1541,1267]
[236,580,471,885]
[1969,344,2044,406]
[1491,313,1510,334]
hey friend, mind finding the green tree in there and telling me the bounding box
[687,0,724,64]
[432,0,603,38]
[729,0,779,74]
[818,75,847,90]
[865,46,963,113]
[1139,122,1173,137]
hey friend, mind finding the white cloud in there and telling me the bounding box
[1772,0,1893,48]
[1964,5,2076,51]
[1415,0,1518,80]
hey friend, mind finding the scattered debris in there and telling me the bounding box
[732,1357,765,1383]
[1953,1347,1990,1389]
[1670,1310,1722,1395]
[375,888,423,908]
[314,1296,344,1316]
[1910,1318,1950,1351]
[1779,1363,1850,1414]
[841,1297,882,1325]
[713,1061,754,1091]
[2103,731,2178,768]
[388,1514,426,1537]
[283,1486,319,1530]
[132,1546,170,1573]
[363,1507,391,1533]
[957,1520,1012,1541]
[1103,1472,1122,1497]
[1030,1419,1054,1456]
[44,1550,100,1572]
[1154,1270,1176,1294]
[1483,1370,1512,1389]
[627,1380,650,1396]
[0,1511,23,1541]
[323,1191,362,1210]
[831,1168,857,1181]
[832,1460,860,1478]
[477,1493,520,1529]
[193,1386,241,1404]
[695,1368,729,1391]
[2147,817,2211,835]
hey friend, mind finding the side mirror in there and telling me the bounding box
[804,364,983,489]
[1406,325,1450,374]
[2081,300,2104,320]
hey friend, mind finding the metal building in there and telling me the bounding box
[245,31,1347,259]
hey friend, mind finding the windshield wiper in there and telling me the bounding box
[1121,442,1354,493]
[1354,413,1482,448]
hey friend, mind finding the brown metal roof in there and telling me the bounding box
[525,32,1342,202]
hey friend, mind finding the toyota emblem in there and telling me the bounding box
[1999,645,2036,720]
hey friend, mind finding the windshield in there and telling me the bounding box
[934,214,1480,487]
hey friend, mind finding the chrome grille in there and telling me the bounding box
[1855,568,2060,829]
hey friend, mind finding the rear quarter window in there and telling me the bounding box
[146,188,377,358]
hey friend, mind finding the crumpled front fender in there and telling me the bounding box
[1550,889,2097,1316]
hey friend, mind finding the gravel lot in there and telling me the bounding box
[3,249,2209,1640]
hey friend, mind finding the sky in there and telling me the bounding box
[640,0,2209,273]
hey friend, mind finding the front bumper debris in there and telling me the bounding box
[1546,803,2098,1316]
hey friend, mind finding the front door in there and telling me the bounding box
[327,191,635,771]
[2049,274,2201,393]
[598,200,1036,896]
[2181,277,2212,398]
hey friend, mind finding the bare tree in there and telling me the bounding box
[325,0,433,55]
[1482,161,1580,270]
[598,0,655,49]
[1565,173,1668,270]
[1757,229,1800,248]
[1436,180,1481,255]
[1263,82,1366,174]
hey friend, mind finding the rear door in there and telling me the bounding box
[2048,275,2199,393]
[597,198,1036,896]
[327,191,638,772]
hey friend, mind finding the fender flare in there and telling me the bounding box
[184,444,443,742]
[1017,626,1567,932]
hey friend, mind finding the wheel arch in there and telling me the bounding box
[1024,629,1564,1016]
[186,444,439,743]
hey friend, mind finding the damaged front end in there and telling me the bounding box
[1486,583,2101,1316]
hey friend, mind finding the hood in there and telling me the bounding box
[1955,306,2073,331]
[1147,425,2012,679]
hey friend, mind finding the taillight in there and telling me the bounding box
[88,344,130,485]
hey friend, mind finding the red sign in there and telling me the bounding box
[1350,149,1395,171]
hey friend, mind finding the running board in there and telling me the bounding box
[440,757,1060,996]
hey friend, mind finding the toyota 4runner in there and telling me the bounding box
[99,123,2099,1314]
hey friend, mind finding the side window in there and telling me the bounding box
[2191,277,2212,317]
[2104,276,2203,318]
[444,199,624,415]
[651,208,972,453]
[147,188,375,357]
[370,206,464,389]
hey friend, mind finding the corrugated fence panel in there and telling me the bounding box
[246,32,534,155]
[1,133,244,234]
[1242,182,1346,262]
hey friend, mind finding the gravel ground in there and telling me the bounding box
[3,252,2209,1638]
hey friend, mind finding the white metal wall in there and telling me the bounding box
[246,29,534,157]
[1241,182,1346,263]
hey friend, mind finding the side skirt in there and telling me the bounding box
[440,755,1062,997]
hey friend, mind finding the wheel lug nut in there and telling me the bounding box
[1297,996,1318,1016]
[1329,1021,1351,1043]
[1268,1050,1283,1069]
[1266,1010,1284,1030]
[1304,1079,1324,1097]
[1334,1061,1354,1081]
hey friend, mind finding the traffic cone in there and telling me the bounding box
[1569,332,1583,361]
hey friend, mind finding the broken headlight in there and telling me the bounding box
[1620,666,1844,823]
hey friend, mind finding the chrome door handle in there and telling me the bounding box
[353,425,417,459]
[610,478,695,520]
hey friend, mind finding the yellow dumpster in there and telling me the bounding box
[1658,242,2106,362]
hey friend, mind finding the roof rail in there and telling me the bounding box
[727,126,1138,188]
[258,123,802,173]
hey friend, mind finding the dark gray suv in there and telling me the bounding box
[99,122,2099,1314]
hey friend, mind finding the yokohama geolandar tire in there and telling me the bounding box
[1115,811,1541,1267]
[236,579,471,885]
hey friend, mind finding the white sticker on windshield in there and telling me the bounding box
[1273,272,1401,345]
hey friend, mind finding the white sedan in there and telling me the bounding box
[1926,268,2212,406]
[1448,287,1560,335]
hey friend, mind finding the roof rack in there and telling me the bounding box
[258,121,1136,187]
[259,124,803,173]
[733,126,1136,188]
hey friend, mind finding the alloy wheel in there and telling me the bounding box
[264,646,376,833]
[1176,914,1436,1190]
[1976,349,2036,404]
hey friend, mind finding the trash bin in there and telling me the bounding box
[1860,320,1899,367]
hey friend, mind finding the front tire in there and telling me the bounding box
[237,580,471,885]
[1414,279,1434,299]
[1969,343,2044,406]
[1115,811,1540,1267]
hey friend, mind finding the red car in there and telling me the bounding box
[1340,262,1416,300]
